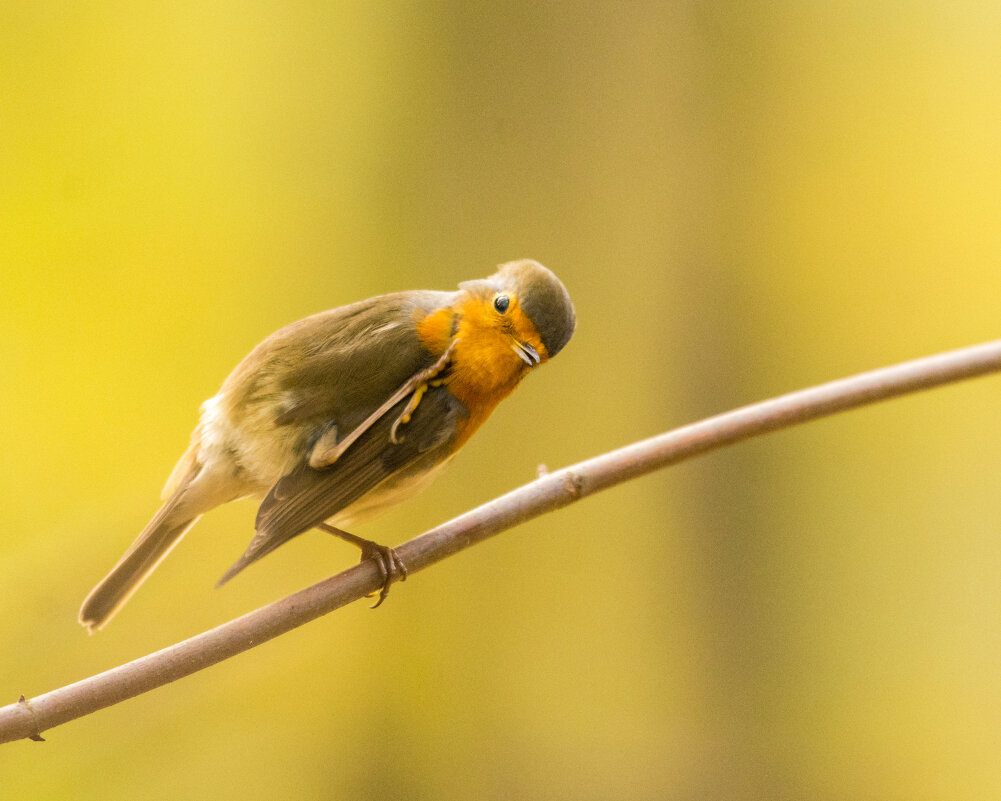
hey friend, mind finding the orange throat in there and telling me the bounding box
[415,296,545,449]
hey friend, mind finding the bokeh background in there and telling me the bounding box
[3,2,1001,799]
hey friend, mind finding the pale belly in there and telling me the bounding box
[329,454,454,529]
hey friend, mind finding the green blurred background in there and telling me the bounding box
[3,2,1001,798]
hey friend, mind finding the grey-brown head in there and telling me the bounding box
[477,259,576,359]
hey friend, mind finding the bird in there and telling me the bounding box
[79,259,575,632]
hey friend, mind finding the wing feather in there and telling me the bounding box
[219,387,463,584]
[231,290,456,434]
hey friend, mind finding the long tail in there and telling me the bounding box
[79,469,201,632]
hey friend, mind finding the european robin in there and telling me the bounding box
[79,259,575,631]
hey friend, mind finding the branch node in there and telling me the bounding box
[17,695,45,742]
[562,470,585,499]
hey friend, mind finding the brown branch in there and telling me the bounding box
[4,339,1001,744]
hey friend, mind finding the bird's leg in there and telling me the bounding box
[389,382,429,443]
[389,340,457,444]
[316,522,407,608]
[310,339,458,468]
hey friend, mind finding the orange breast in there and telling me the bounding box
[414,295,542,452]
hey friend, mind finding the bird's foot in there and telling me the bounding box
[316,522,407,608]
[357,540,408,608]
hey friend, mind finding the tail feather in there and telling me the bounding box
[79,470,201,632]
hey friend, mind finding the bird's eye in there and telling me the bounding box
[493,294,510,313]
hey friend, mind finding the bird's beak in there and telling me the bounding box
[511,339,541,366]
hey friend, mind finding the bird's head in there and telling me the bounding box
[457,259,576,368]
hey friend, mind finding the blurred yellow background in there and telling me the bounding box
[3,2,1001,799]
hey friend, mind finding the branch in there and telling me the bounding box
[4,339,1001,744]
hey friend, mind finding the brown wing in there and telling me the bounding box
[222,289,458,437]
[218,386,464,584]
